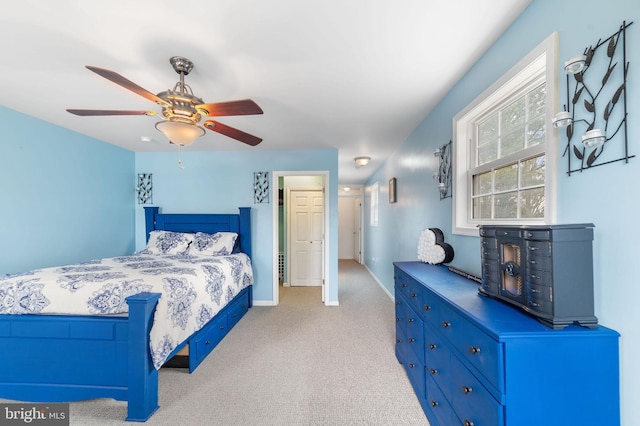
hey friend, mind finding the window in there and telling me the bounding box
[453,33,558,236]
[370,182,379,226]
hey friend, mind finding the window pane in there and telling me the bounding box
[473,195,492,219]
[520,187,545,218]
[478,142,498,165]
[479,115,498,142]
[478,115,499,166]
[494,164,518,192]
[494,192,518,218]
[527,84,546,118]
[501,98,525,134]
[501,130,525,157]
[527,116,546,147]
[521,155,545,187]
[473,171,492,195]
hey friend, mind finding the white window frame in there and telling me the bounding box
[452,33,559,236]
[370,182,379,226]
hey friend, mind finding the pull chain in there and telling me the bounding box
[177,144,185,169]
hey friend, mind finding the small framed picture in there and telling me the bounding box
[389,177,397,203]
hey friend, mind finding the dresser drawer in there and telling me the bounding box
[424,322,452,402]
[451,355,503,426]
[526,268,552,286]
[395,271,411,299]
[433,302,504,393]
[404,305,425,364]
[526,240,551,256]
[426,375,454,426]
[403,343,425,400]
[407,280,424,313]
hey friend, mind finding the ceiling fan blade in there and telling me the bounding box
[67,109,156,116]
[203,120,262,146]
[86,66,170,106]
[197,99,263,117]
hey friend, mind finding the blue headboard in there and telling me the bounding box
[143,207,252,258]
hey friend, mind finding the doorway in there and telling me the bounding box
[272,172,330,305]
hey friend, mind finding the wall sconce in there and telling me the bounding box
[354,156,371,168]
[137,173,152,204]
[582,129,606,149]
[557,20,634,174]
[433,141,452,200]
[564,54,587,74]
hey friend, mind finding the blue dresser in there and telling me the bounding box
[394,261,620,426]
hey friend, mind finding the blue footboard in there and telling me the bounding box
[0,292,161,422]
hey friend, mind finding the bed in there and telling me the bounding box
[0,206,253,422]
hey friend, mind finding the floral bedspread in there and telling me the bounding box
[0,252,253,369]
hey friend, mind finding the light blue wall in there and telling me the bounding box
[135,148,339,304]
[0,107,135,275]
[363,1,639,423]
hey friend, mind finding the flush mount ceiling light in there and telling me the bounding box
[354,156,371,168]
[67,56,263,147]
[564,54,587,74]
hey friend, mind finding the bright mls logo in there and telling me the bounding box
[1,403,69,425]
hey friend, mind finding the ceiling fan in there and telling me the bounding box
[67,56,263,146]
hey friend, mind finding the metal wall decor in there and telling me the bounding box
[254,171,270,203]
[555,21,634,175]
[433,141,452,199]
[137,173,153,204]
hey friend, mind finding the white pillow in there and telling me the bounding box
[189,232,238,256]
[145,231,194,255]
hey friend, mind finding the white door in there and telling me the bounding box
[290,189,324,287]
[338,197,355,259]
[354,198,362,263]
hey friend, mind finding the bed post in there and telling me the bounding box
[239,207,251,258]
[125,292,161,422]
[144,207,160,243]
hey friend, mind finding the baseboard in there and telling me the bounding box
[364,264,394,301]
[252,300,277,306]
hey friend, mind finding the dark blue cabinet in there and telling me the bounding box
[394,261,620,426]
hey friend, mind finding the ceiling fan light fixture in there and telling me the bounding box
[155,120,205,146]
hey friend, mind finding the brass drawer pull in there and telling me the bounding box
[462,385,473,394]
[469,345,481,355]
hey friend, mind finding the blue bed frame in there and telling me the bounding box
[0,207,253,422]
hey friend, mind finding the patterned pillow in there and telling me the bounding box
[145,231,194,255]
[189,232,238,256]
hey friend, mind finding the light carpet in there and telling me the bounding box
[6,260,429,425]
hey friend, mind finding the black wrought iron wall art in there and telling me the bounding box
[254,171,270,203]
[137,173,153,204]
[433,141,452,199]
[553,21,634,175]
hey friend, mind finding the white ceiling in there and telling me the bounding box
[0,0,531,185]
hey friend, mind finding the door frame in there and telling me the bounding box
[272,171,330,305]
